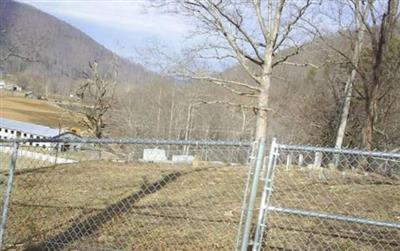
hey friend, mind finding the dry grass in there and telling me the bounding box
[0,152,51,173]
[263,167,400,251]
[0,94,77,128]
[2,162,399,251]
[4,161,248,251]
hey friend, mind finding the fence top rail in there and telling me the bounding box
[277,143,400,159]
[0,137,253,147]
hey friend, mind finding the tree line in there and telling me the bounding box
[2,0,399,151]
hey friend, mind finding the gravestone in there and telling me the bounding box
[172,155,194,164]
[286,154,292,170]
[298,154,304,167]
[314,152,323,168]
[143,149,167,162]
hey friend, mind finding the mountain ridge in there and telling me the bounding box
[0,0,157,94]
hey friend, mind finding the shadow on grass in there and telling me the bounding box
[24,171,182,251]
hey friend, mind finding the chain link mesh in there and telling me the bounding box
[261,144,400,250]
[2,139,400,251]
[0,139,252,250]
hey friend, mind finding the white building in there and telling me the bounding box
[0,80,22,92]
[0,118,80,150]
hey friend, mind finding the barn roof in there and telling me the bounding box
[52,132,81,139]
[0,118,61,137]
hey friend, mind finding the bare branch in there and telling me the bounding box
[209,1,264,63]
[282,61,319,68]
[273,0,312,51]
[253,0,269,42]
[198,99,274,113]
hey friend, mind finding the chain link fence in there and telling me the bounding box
[254,139,400,251]
[0,138,253,251]
[1,137,400,251]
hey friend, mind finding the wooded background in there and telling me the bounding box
[1,0,399,150]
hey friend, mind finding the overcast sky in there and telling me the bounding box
[18,0,192,58]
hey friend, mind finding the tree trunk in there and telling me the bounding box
[360,0,399,150]
[167,89,175,156]
[335,0,367,149]
[363,96,377,150]
[255,90,269,141]
[156,87,162,137]
[167,89,175,139]
[335,78,353,149]
[255,53,273,141]
[240,107,246,139]
[184,104,193,142]
[183,103,194,154]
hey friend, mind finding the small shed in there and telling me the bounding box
[52,132,82,151]
[25,91,36,99]
[10,84,22,92]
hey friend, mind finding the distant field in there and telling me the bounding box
[0,93,78,128]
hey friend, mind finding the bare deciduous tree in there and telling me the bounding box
[334,0,369,150]
[309,0,399,150]
[358,0,399,149]
[156,0,318,140]
[75,61,117,138]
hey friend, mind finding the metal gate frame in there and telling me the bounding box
[252,138,400,251]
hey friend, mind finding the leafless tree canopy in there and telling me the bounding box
[75,61,117,138]
[152,0,320,140]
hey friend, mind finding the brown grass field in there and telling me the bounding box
[2,161,249,251]
[0,93,77,128]
[263,168,400,251]
[0,160,399,251]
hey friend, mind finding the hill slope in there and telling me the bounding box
[0,91,81,128]
[0,1,155,93]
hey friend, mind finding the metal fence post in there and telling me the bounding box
[0,142,19,250]
[240,138,266,251]
[252,138,278,251]
[236,140,257,250]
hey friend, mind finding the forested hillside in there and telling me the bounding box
[0,0,399,150]
[0,1,157,94]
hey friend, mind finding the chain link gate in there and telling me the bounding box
[0,138,258,251]
[253,138,400,251]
